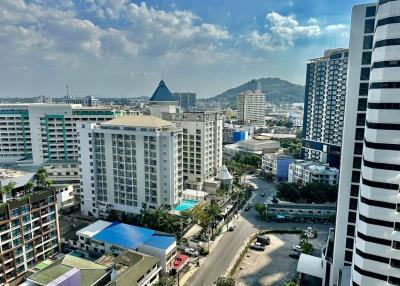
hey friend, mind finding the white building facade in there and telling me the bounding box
[162,112,223,191]
[330,1,400,285]
[0,104,123,194]
[78,116,183,218]
[236,90,266,124]
[288,160,339,186]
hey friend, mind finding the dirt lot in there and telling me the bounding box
[234,234,300,286]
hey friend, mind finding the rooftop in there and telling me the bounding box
[149,80,177,102]
[0,167,34,180]
[88,221,175,251]
[98,251,159,286]
[268,203,336,210]
[28,255,108,286]
[76,220,112,238]
[102,115,173,128]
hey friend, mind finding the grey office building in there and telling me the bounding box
[301,48,348,168]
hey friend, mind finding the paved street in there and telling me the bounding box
[185,176,331,286]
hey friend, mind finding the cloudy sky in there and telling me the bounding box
[0,0,371,99]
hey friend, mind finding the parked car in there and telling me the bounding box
[292,245,303,252]
[256,235,270,246]
[184,247,199,256]
[248,202,253,207]
[228,222,237,231]
[244,206,251,211]
[250,242,265,251]
[289,250,301,258]
[261,193,266,197]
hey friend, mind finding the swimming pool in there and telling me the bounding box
[175,199,199,212]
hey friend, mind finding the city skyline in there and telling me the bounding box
[1,0,372,99]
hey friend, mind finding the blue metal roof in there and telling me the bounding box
[149,80,177,102]
[92,222,175,250]
[142,234,176,250]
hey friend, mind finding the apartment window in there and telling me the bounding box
[346,238,354,249]
[361,52,372,65]
[364,19,375,33]
[353,157,362,169]
[363,35,373,49]
[365,6,376,17]
[350,185,359,197]
[354,143,363,155]
[349,198,358,211]
[348,211,357,223]
[357,98,367,111]
[358,231,391,246]
[345,250,353,262]
[360,68,370,81]
[347,225,355,236]
[359,83,369,96]
[356,114,366,126]
[355,128,364,141]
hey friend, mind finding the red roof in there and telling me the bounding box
[171,254,189,270]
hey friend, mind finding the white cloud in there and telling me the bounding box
[325,24,348,31]
[307,17,318,24]
[249,12,347,51]
[249,12,321,51]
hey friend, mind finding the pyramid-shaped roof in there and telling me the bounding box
[217,165,233,180]
[149,80,177,102]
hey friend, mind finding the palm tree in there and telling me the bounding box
[35,167,49,187]
[0,182,17,202]
[25,181,34,194]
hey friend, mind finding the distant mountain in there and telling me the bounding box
[213,77,305,104]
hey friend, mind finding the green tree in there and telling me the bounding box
[277,183,300,203]
[153,275,175,286]
[107,209,118,222]
[25,181,34,194]
[140,207,181,234]
[254,204,267,219]
[282,281,297,286]
[216,277,235,286]
[35,167,49,187]
[0,182,16,195]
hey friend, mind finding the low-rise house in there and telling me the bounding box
[267,203,336,222]
[97,250,162,286]
[27,254,110,286]
[75,220,176,271]
[262,153,294,181]
[288,160,339,186]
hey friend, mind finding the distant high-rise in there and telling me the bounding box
[328,1,400,285]
[173,92,197,110]
[236,90,266,124]
[301,49,348,168]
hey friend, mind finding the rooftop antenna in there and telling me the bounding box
[65,85,69,98]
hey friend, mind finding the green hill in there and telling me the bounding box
[213,77,305,104]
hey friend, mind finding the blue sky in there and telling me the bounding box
[0,0,372,98]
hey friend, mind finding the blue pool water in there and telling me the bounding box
[175,199,199,212]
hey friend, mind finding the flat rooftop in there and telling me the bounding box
[0,168,34,180]
[269,203,336,210]
[82,221,175,251]
[102,115,173,128]
[28,255,108,286]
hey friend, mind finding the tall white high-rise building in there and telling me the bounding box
[0,104,124,193]
[78,115,183,218]
[162,112,223,190]
[236,90,266,124]
[329,1,400,285]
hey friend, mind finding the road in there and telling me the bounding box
[185,176,331,286]
[185,176,276,286]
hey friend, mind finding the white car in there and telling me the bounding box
[248,202,253,207]
[184,247,199,256]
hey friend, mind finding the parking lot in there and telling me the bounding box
[234,233,302,286]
